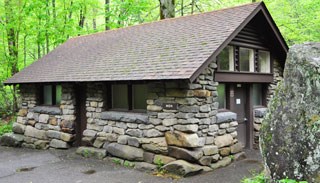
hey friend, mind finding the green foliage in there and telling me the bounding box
[242,173,309,183]
[0,121,13,136]
[154,158,165,170]
[123,160,135,168]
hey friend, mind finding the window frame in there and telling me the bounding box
[40,84,62,106]
[108,83,148,113]
[217,45,271,74]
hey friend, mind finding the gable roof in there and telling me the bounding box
[5,2,288,85]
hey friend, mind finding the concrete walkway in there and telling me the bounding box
[0,146,263,183]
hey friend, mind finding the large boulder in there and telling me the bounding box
[260,43,320,182]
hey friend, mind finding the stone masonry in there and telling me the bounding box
[1,84,76,149]
[253,107,267,149]
[77,61,243,174]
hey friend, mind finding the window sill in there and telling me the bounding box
[216,111,237,124]
[32,106,62,115]
[101,111,149,124]
[215,71,273,83]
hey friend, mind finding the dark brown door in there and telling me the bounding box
[233,84,247,148]
[74,84,87,147]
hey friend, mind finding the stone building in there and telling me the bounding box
[2,2,287,174]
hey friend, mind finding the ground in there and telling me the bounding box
[0,146,263,183]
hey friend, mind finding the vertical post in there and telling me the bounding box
[246,84,254,149]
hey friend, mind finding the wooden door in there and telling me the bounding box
[233,84,248,148]
[74,84,87,147]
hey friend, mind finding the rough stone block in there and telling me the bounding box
[117,135,129,144]
[216,112,237,123]
[147,105,162,112]
[126,129,143,138]
[105,143,144,161]
[173,124,198,133]
[199,156,213,166]
[50,139,69,149]
[168,146,203,162]
[143,152,155,163]
[83,129,97,137]
[158,113,175,119]
[46,130,61,139]
[12,123,26,134]
[127,137,140,147]
[76,146,107,159]
[162,118,177,126]
[214,134,233,148]
[230,143,243,154]
[0,133,24,147]
[162,160,203,177]
[179,106,199,113]
[93,137,107,148]
[33,106,62,115]
[210,157,232,170]
[219,147,231,156]
[202,145,219,156]
[143,129,163,138]
[153,154,176,165]
[24,126,47,140]
[18,108,28,117]
[165,131,203,148]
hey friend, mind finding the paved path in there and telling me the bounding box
[0,146,263,183]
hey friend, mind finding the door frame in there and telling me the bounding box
[228,83,254,149]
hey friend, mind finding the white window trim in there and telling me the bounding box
[258,50,271,73]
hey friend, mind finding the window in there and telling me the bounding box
[217,46,270,74]
[110,84,148,111]
[239,48,254,72]
[252,84,262,106]
[217,46,234,71]
[42,85,61,105]
[258,51,270,73]
[112,85,128,109]
[217,84,226,109]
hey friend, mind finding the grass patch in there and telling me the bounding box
[242,173,308,183]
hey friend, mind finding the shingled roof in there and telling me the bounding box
[5,2,287,84]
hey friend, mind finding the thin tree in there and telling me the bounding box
[105,0,110,30]
[159,0,175,19]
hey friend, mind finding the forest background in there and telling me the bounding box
[0,0,319,120]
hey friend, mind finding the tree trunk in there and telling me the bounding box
[4,0,19,112]
[191,0,195,14]
[181,0,184,16]
[159,0,175,19]
[105,0,110,30]
[52,0,56,20]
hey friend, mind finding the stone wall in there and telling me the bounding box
[253,107,267,149]
[1,84,76,149]
[267,60,283,102]
[77,63,243,174]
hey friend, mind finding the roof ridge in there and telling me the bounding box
[70,2,262,40]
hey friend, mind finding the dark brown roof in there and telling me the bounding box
[5,2,287,84]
